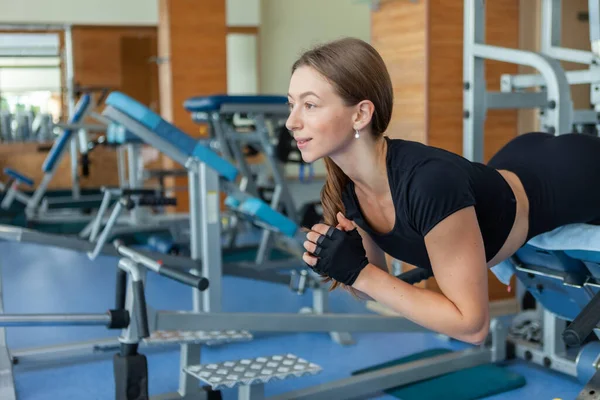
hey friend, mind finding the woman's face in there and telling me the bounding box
[286,66,357,163]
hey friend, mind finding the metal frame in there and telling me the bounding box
[463,0,573,163]
[498,0,600,133]
[463,0,600,396]
[191,104,304,267]
[0,237,508,400]
[125,278,508,400]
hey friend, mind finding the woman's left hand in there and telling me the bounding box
[303,215,369,286]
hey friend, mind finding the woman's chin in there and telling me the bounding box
[300,150,321,164]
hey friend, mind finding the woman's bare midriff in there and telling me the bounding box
[486,169,530,268]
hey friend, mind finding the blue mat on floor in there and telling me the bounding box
[352,348,526,400]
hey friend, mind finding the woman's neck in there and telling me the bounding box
[331,135,389,196]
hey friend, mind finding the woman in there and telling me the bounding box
[286,37,600,345]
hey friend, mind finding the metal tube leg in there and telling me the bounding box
[117,146,128,188]
[590,0,600,56]
[0,261,16,400]
[27,173,53,213]
[0,185,17,210]
[313,286,354,345]
[178,344,202,397]
[89,191,113,242]
[65,26,78,200]
[198,163,222,313]
[127,144,144,224]
[176,163,222,398]
[255,114,297,222]
[541,0,562,55]
[239,383,265,400]
[70,136,81,200]
[543,309,566,357]
[463,0,486,162]
[255,184,282,265]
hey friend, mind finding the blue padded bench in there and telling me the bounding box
[225,195,298,238]
[3,168,34,187]
[105,91,299,238]
[183,95,288,113]
[104,92,238,182]
[42,93,91,173]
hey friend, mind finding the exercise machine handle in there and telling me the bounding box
[563,290,600,347]
[396,268,433,285]
[115,268,128,310]
[87,199,125,260]
[159,266,209,291]
[133,280,150,338]
[121,188,160,196]
[113,240,209,291]
[137,196,177,207]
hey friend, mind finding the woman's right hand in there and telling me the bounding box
[335,212,355,232]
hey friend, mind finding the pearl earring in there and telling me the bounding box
[355,129,360,139]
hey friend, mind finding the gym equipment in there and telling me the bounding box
[463,0,574,163]
[500,0,600,136]
[464,0,600,398]
[100,91,335,302]
[0,233,208,400]
[98,91,533,400]
[0,93,97,220]
[488,223,600,395]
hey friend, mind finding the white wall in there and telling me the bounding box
[226,0,261,95]
[0,0,259,26]
[0,0,158,25]
[227,34,259,94]
[259,0,371,96]
[259,0,371,178]
[227,0,260,26]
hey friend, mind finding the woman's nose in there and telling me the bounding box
[286,109,301,132]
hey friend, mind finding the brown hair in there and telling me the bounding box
[291,37,394,291]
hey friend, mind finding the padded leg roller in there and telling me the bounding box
[113,351,149,400]
[564,290,600,347]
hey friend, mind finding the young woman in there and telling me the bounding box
[285,37,600,344]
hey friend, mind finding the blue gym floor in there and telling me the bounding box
[0,240,587,400]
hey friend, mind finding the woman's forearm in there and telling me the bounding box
[352,264,489,344]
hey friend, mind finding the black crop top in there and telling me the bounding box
[341,137,516,271]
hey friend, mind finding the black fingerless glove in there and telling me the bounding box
[309,227,369,286]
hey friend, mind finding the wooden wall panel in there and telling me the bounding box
[0,145,120,189]
[71,26,160,189]
[427,0,463,153]
[158,0,227,212]
[428,0,520,161]
[371,1,427,143]
[481,0,520,161]
[158,0,227,136]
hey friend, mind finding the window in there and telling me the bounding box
[0,33,62,142]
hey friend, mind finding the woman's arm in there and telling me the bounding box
[352,206,490,344]
[357,226,389,273]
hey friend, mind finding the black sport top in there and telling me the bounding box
[341,136,516,271]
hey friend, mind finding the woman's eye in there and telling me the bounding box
[305,103,315,110]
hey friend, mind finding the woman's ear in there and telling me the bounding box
[354,100,375,131]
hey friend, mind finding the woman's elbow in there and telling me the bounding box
[461,314,490,345]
